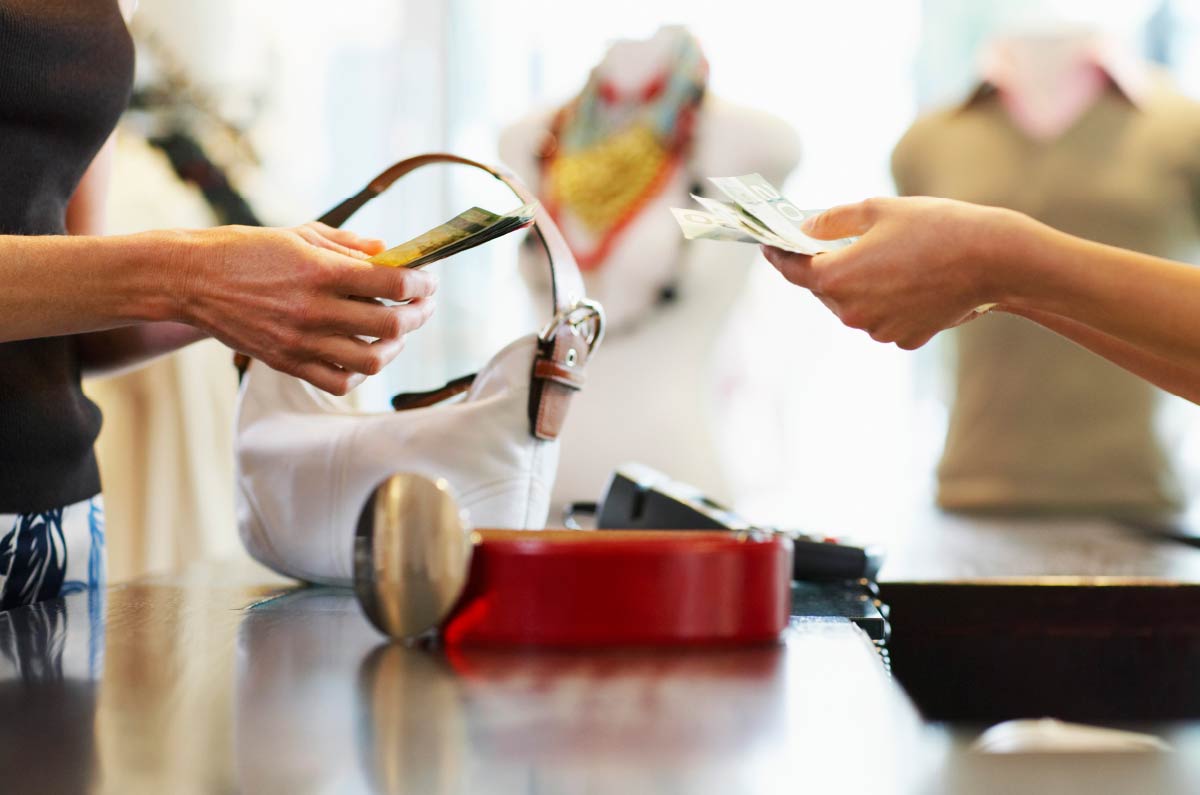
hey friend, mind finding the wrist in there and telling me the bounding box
[971,207,1045,311]
[130,228,206,325]
[83,232,179,324]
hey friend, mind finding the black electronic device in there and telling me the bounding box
[566,463,885,583]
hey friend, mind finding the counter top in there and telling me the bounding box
[0,570,935,795]
[4,521,1200,794]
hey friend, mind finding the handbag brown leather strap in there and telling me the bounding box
[288,153,603,441]
[319,153,587,318]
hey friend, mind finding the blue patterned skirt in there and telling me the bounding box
[0,496,105,611]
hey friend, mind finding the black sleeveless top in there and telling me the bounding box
[0,0,134,512]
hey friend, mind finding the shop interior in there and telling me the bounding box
[6,0,1200,792]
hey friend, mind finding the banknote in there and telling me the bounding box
[689,195,791,247]
[708,174,853,255]
[670,174,854,255]
[671,208,765,244]
[369,202,538,269]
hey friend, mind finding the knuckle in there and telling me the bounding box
[276,357,302,379]
[393,269,434,299]
[362,353,385,376]
[292,225,320,246]
[387,270,412,301]
[861,197,885,221]
[812,268,841,296]
[326,372,353,396]
[809,267,828,293]
[277,325,305,354]
[839,309,867,330]
[779,265,806,287]
[377,311,403,339]
[305,260,336,290]
[289,298,317,333]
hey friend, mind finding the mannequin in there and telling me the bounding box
[980,32,1141,141]
[500,27,799,519]
[893,31,1200,515]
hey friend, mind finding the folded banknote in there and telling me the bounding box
[671,174,854,256]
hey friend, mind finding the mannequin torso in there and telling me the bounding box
[500,37,799,516]
[894,39,1200,515]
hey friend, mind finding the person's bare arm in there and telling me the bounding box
[49,0,436,388]
[4,153,437,399]
[66,133,210,377]
[1003,306,1200,403]
[761,197,1200,402]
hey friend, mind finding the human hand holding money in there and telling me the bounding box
[759,196,1014,349]
[672,174,995,321]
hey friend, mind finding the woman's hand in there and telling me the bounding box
[761,197,1035,349]
[174,222,437,395]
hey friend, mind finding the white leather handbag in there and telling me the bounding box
[234,154,605,586]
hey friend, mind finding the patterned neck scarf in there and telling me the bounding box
[540,27,708,270]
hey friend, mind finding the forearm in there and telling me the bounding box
[1004,306,1200,403]
[77,322,209,379]
[0,231,185,343]
[997,219,1200,369]
[61,133,207,375]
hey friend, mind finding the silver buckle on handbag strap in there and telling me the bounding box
[539,298,606,354]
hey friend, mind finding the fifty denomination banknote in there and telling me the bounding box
[369,202,538,269]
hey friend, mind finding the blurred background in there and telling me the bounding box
[91,0,1200,580]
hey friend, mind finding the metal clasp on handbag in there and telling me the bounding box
[539,297,606,353]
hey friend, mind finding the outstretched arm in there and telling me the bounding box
[3,132,437,397]
[761,197,1200,403]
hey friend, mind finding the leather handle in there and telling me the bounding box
[266,153,605,443]
[317,153,585,317]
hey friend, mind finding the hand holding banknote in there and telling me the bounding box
[671,175,1001,350]
[223,202,533,394]
[761,196,1023,350]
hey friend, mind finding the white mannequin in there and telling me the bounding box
[500,31,800,520]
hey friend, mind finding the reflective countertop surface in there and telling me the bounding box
[0,566,934,795]
[5,558,1200,794]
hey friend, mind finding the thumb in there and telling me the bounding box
[801,199,883,240]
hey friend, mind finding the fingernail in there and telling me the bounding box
[800,215,819,233]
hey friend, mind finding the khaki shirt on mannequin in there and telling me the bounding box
[893,82,1200,515]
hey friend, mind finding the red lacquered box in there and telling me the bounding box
[441,530,793,647]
